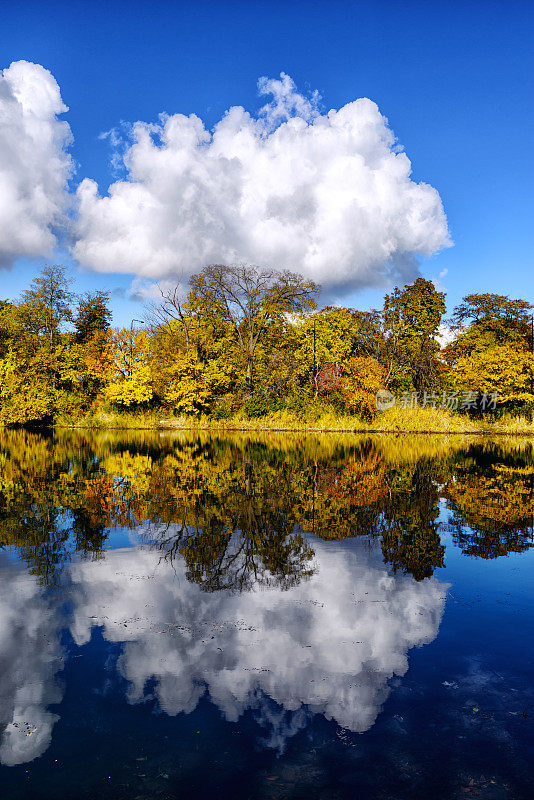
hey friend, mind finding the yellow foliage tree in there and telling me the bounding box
[454,344,534,405]
[104,329,153,406]
[293,307,358,383]
[162,352,214,415]
[341,356,386,418]
[83,330,115,388]
[0,350,54,424]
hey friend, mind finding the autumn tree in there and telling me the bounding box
[350,310,386,360]
[188,264,319,394]
[0,301,14,357]
[454,344,534,407]
[237,306,383,399]
[341,357,386,418]
[104,329,153,406]
[382,278,446,392]
[150,284,193,352]
[74,291,112,343]
[315,356,385,418]
[0,266,78,423]
[148,294,239,413]
[18,264,75,348]
[157,350,221,415]
[292,307,359,383]
[81,328,115,400]
[450,293,533,357]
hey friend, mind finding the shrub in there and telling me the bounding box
[211,399,234,420]
[243,396,285,418]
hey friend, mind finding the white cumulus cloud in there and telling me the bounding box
[0,61,73,268]
[73,73,451,291]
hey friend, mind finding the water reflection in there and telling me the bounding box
[0,537,446,764]
[444,446,534,558]
[0,429,533,771]
[0,556,63,766]
[69,538,446,751]
[2,430,532,589]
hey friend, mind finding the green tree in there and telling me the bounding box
[452,293,532,347]
[74,291,112,343]
[381,460,445,581]
[383,278,446,392]
[18,264,75,349]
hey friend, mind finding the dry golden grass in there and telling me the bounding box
[57,405,534,436]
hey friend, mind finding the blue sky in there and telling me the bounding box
[1,0,533,326]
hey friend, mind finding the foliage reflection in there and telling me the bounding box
[0,431,532,586]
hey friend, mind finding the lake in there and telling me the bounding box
[0,429,532,799]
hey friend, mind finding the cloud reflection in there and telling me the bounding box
[0,537,447,764]
[69,536,447,751]
[0,555,63,766]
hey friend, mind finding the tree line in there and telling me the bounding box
[1,262,533,425]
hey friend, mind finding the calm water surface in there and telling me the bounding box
[0,430,532,799]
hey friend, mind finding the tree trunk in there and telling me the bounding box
[245,460,253,496]
[246,358,253,395]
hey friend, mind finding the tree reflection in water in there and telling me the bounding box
[0,430,533,769]
[66,536,447,753]
[444,443,534,558]
[0,430,533,589]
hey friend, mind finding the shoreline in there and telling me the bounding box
[6,406,534,436]
[56,422,534,436]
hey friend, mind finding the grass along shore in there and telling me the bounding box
[55,405,534,435]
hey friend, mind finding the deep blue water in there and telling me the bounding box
[0,431,533,799]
